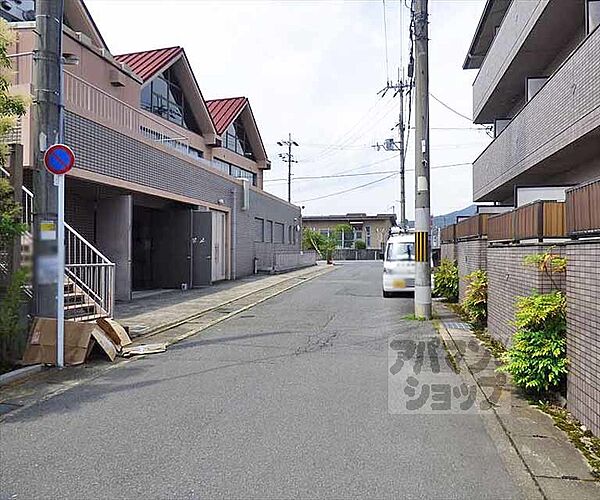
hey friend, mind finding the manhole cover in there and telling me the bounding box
[0,402,22,416]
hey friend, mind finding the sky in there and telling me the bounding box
[86,0,490,219]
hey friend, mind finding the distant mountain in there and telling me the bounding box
[432,205,477,228]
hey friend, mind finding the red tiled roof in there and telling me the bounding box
[114,46,183,82]
[206,97,248,135]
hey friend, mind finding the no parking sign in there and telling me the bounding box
[44,144,75,175]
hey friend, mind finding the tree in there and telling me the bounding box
[302,223,353,263]
[0,19,29,370]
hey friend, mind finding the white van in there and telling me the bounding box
[382,231,415,297]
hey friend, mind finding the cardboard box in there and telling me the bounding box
[97,318,132,348]
[22,318,93,366]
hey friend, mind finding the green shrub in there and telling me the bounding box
[461,269,487,328]
[433,259,458,302]
[354,240,366,250]
[500,291,568,393]
[0,267,28,369]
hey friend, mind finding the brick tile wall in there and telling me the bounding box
[65,112,301,279]
[487,244,566,347]
[441,242,457,262]
[456,239,488,301]
[566,241,600,436]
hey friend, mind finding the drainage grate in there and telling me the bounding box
[0,402,22,416]
[445,322,471,330]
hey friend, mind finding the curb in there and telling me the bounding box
[0,364,44,387]
[131,266,333,341]
[163,266,336,346]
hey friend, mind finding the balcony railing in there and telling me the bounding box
[566,179,600,236]
[455,214,489,241]
[488,200,566,242]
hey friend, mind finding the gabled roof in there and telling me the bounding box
[65,0,109,51]
[115,46,183,82]
[206,97,247,135]
[206,97,269,165]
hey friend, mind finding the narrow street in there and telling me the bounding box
[0,262,521,499]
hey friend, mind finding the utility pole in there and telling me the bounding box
[32,1,64,351]
[376,76,411,230]
[277,133,299,203]
[413,0,432,319]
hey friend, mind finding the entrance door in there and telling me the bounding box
[97,195,133,302]
[153,207,192,289]
[212,211,227,282]
[192,210,212,287]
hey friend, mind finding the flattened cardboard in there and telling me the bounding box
[97,318,132,348]
[22,318,93,366]
[121,343,167,357]
[90,327,117,362]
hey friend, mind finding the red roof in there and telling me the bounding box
[206,97,248,135]
[115,46,183,82]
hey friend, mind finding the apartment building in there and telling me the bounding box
[302,213,396,250]
[462,0,600,436]
[6,0,303,311]
[465,0,600,204]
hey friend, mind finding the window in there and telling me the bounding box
[265,221,273,243]
[141,68,199,132]
[224,117,255,160]
[254,218,264,242]
[588,0,600,33]
[386,242,415,262]
[274,223,285,244]
[319,229,330,237]
[230,165,257,186]
[213,158,230,174]
[365,225,371,247]
[288,225,293,244]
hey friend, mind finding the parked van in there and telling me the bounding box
[382,230,415,297]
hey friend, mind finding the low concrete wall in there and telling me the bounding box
[487,244,566,347]
[565,240,600,436]
[274,251,317,272]
[456,238,488,301]
[332,249,382,261]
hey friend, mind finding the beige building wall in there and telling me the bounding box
[304,218,393,250]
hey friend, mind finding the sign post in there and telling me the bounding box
[43,144,74,367]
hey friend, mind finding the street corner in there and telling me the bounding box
[387,334,513,415]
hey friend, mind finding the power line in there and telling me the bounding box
[382,0,390,83]
[297,173,398,203]
[266,161,471,183]
[430,92,472,122]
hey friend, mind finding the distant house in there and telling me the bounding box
[302,213,396,250]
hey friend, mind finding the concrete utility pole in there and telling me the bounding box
[277,133,299,203]
[32,1,63,319]
[376,77,411,230]
[413,0,432,319]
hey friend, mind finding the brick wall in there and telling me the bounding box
[487,244,566,347]
[565,241,600,436]
[456,239,488,301]
[440,242,457,262]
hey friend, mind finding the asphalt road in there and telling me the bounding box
[1,262,520,499]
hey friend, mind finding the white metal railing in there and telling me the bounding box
[0,164,115,319]
[64,223,115,318]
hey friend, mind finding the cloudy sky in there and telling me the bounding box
[86,0,490,218]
